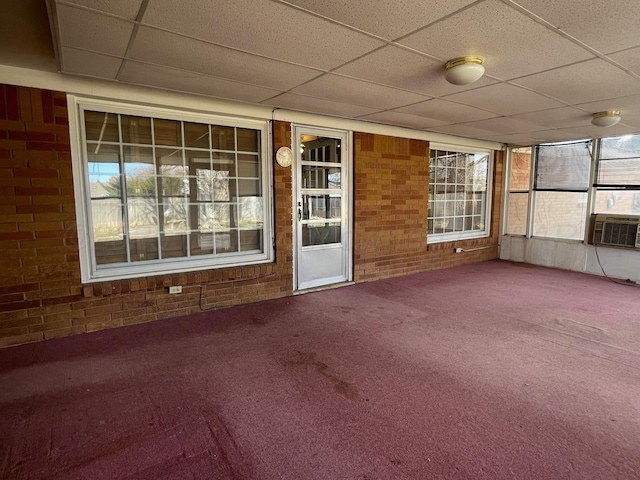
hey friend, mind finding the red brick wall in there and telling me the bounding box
[0,85,293,347]
[354,132,503,281]
[0,83,503,348]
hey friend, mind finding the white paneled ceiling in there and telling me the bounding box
[42,0,640,145]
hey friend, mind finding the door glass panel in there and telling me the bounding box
[302,195,341,220]
[302,166,341,189]
[301,137,341,163]
[302,223,341,246]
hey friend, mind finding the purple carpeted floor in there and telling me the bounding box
[2,260,640,479]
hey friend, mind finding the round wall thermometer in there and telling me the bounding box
[275,146,293,167]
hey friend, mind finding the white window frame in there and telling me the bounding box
[68,95,273,283]
[428,143,493,244]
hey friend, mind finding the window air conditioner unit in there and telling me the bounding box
[590,214,640,249]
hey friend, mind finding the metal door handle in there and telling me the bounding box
[298,208,302,220]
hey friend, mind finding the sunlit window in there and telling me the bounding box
[72,100,271,281]
[428,145,492,243]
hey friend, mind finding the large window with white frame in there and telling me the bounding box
[70,98,272,282]
[531,140,592,241]
[428,145,493,243]
[594,134,640,215]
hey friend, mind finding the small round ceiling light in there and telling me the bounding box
[591,110,621,127]
[445,56,485,85]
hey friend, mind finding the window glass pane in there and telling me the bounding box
[237,128,259,152]
[507,192,528,235]
[240,230,261,251]
[212,126,235,150]
[213,171,234,202]
[154,118,182,146]
[85,111,119,142]
[594,190,640,215]
[88,144,121,198]
[597,158,640,186]
[600,135,640,160]
[535,141,591,190]
[95,237,127,265]
[184,122,210,149]
[238,197,263,230]
[216,230,238,253]
[129,237,158,261]
[190,232,214,256]
[214,204,236,230]
[127,198,158,239]
[510,148,531,191]
[124,147,155,197]
[161,234,188,259]
[532,191,587,240]
[162,198,188,234]
[121,115,152,144]
[238,179,261,197]
[91,198,123,243]
[238,154,260,178]
[212,152,235,173]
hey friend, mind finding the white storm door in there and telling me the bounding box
[294,126,351,290]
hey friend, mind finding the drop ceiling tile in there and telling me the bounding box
[561,123,638,139]
[56,4,133,57]
[609,47,640,76]
[128,27,322,91]
[575,94,640,114]
[515,0,640,53]
[118,61,283,103]
[283,0,477,40]
[513,59,640,105]
[141,0,384,70]
[429,123,498,140]
[290,74,430,110]
[398,0,594,80]
[482,133,540,146]
[513,107,593,129]
[396,99,498,123]
[62,47,122,79]
[523,129,588,143]
[357,111,450,130]
[334,45,497,96]
[262,93,379,118]
[443,83,565,116]
[58,0,143,20]
[460,117,545,134]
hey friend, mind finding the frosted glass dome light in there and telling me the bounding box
[445,56,485,86]
[591,110,621,127]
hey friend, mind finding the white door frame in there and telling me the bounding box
[292,124,353,291]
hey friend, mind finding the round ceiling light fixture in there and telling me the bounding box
[591,110,621,127]
[445,56,485,85]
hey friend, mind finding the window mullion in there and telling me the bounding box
[118,114,132,263]
[584,138,599,242]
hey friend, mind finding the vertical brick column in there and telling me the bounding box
[0,85,81,346]
[272,121,293,281]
